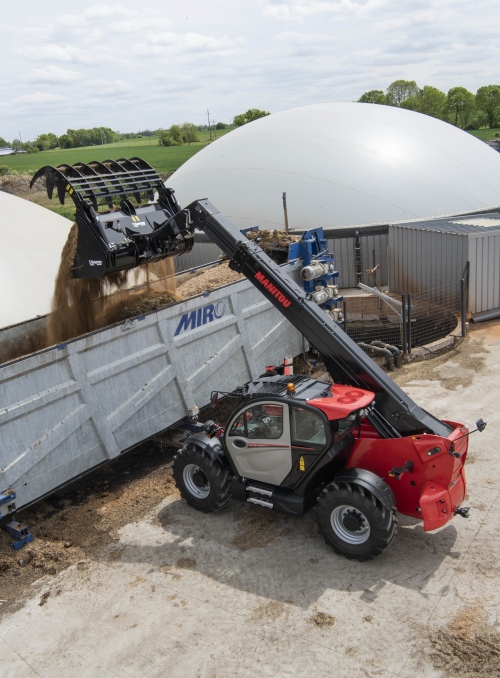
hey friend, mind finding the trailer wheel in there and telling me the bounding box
[316,481,397,561]
[173,444,231,513]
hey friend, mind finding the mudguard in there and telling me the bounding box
[183,432,229,466]
[334,467,395,510]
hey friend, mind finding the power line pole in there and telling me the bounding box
[207,109,212,141]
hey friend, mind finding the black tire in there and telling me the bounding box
[173,443,231,513]
[316,481,397,561]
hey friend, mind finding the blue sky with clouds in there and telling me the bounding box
[1,0,499,141]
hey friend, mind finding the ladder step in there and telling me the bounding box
[247,497,273,509]
[247,485,273,497]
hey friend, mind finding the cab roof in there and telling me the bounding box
[238,375,374,419]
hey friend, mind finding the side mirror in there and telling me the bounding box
[210,391,219,407]
[476,418,486,433]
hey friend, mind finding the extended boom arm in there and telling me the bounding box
[186,200,452,439]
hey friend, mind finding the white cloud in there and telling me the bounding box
[14,92,67,105]
[2,0,500,141]
[19,44,80,63]
[263,0,375,21]
[25,65,81,84]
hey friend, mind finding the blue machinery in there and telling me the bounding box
[289,228,344,323]
[0,489,34,550]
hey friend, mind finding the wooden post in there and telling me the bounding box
[282,192,289,234]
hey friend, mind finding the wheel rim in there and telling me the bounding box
[330,505,371,544]
[183,464,210,499]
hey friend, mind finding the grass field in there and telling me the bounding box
[0,130,232,219]
[0,129,232,176]
[467,128,500,141]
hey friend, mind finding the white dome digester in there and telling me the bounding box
[0,191,72,328]
[167,102,500,230]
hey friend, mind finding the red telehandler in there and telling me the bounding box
[31,158,485,560]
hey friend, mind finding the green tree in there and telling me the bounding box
[358,90,387,105]
[58,133,73,149]
[180,122,199,144]
[386,80,419,107]
[168,124,183,145]
[157,129,169,146]
[215,122,227,129]
[35,132,58,151]
[233,108,270,127]
[401,86,448,120]
[0,136,8,147]
[476,85,500,128]
[447,87,476,128]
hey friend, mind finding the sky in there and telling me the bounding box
[1,0,499,142]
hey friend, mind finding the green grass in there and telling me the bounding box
[467,128,500,141]
[1,129,232,176]
[1,129,233,219]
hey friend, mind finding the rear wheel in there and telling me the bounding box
[316,481,397,561]
[173,443,231,513]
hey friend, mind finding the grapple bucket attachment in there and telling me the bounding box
[31,157,194,279]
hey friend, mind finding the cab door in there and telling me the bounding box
[224,401,292,485]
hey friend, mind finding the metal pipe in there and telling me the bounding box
[460,261,470,337]
[342,300,347,334]
[401,294,407,356]
[358,342,394,371]
[407,294,412,355]
[471,307,500,323]
[371,341,402,368]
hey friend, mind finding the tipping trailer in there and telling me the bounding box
[1,158,483,557]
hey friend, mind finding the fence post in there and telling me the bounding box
[460,261,470,338]
[355,231,362,285]
[407,293,412,355]
[401,294,407,357]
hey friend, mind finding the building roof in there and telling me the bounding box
[391,210,500,235]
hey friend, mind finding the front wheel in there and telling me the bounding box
[173,443,231,513]
[316,481,397,561]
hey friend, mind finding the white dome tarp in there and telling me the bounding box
[167,103,500,230]
[0,192,72,328]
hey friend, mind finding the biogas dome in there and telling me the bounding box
[167,102,500,230]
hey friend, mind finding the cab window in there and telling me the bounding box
[290,407,327,446]
[245,404,284,440]
[228,413,246,437]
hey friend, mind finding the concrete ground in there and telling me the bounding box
[1,323,499,678]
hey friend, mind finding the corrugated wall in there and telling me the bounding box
[468,232,500,314]
[389,227,468,298]
[326,233,389,288]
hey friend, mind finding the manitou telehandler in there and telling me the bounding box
[31,158,485,560]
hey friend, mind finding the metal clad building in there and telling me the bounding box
[389,212,500,315]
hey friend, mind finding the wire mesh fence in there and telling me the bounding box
[343,280,464,358]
